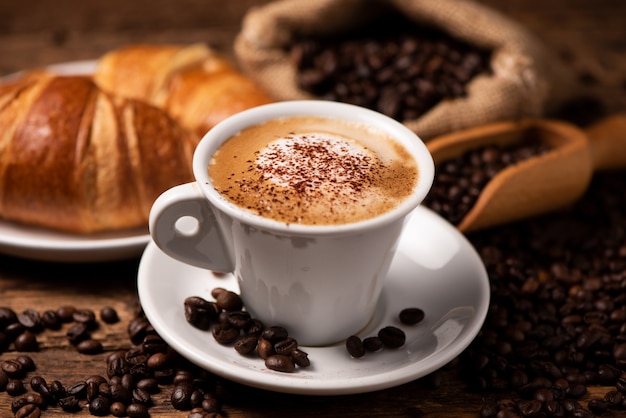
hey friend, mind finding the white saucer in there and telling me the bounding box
[137,206,489,395]
[0,60,151,263]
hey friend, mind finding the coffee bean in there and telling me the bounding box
[142,334,168,355]
[15,356,35,373]
[588,398,609,414]
[126,403,150,418]
[363,336,383,352]
[14,331,38,352]
[6,379,25,396]
[210,287,227,299]
[211,323,239,345]
[172,370,193,386]
[55,306,76,323]
[225,310,251,330]
[399,308,425,325]
[202,393,222,412]
[274,337,298,355]
[190,389,204,408]
[66,381,87,399]
[604,390,623,407]
[98,382,111,398]
[109,383,132,404]
[265,354,295,373]
[125,346,149,366]
[58,396,81,412]
[261,326,288,343]
[378,326,406,348]
[76,339,103,355]
[66,322,90,345]
[107,356,131,378]
[132,387,152,406]
[23,392,46,409]
[234,336,258,355]
[0,307,18,328]
[89,395,112,416]
[256,338,274,359]
[14,403,41,418]
[41,310,61,330]
[17,309,43,332]
[1,359,24,378]
[215,291,243,311]
[100,306,120,324]
[291,349,311,368]
[4,323,24,341]
[72,308,96,325]
[245,319,265,337]
[110,401,127,417]
[516,399,542,417]
[136,378,159,394]
[120,373,134,389]
[147,352,171,370]
[184,297,219,330]
[346,335,365,358]
[171,382,194,410]
[11,396,29,414]
[29,376,46,392]
[128,317,152,345]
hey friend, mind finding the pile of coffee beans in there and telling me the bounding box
[0,305,121,356]
[184,287,310,373]
[457,171,626,417]
[1,304,229,417]
[291,14,491,122]
[423,138,552,225]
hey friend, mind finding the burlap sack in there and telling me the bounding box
[234,0,574,140]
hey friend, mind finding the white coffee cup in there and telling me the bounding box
[149,101,434,346]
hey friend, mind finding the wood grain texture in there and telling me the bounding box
[1,0,625,416]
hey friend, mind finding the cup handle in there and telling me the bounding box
[149,182,234,272]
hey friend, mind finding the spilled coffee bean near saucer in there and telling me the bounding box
[345,307,425,358]
[184,287,427,366]
[184,288,311,373]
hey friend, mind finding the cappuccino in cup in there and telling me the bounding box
[149,101,434,345]
[209,116,419,225]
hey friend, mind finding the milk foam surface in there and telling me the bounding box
[209,116,418,225]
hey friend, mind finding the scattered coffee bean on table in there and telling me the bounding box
[0,305,228,417]
[291,14,491,122]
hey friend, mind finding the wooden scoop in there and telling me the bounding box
[426,113,626,233]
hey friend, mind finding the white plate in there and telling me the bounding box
[137,206,490,395]
[0,60,150,262]
[0,221,149,263]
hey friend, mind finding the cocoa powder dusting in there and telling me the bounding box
[209,116,418,225]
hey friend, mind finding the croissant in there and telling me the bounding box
[93,43,275,137]
[0,72,196,233]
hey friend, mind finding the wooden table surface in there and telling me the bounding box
[1,1,625,417]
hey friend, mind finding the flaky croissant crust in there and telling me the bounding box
[0,73,195,233]
[94,43,274,137]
